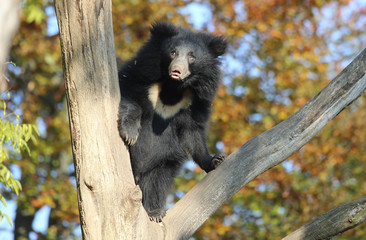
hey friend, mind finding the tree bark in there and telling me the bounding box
[55,0,162,239]
[283,196,366,240]
[55,0,366,238]
[0,0,20,91]
[14,205,35,240]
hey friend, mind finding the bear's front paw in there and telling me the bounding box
[211,154,225,169]
[117,119,140,146]
[147,209,166,223]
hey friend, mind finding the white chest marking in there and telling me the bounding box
[148,83,192,119]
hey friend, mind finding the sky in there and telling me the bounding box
[1,0,366,239]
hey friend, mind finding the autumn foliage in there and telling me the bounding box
[2,0,365,239]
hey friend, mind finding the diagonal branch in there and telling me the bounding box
[283,196,366,240]
[55,0,366,236]
[163,48,366,239]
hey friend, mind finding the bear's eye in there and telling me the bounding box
[188,55,195,64]
[170,51,176,58]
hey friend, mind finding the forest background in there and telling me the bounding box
[0,0,365,239]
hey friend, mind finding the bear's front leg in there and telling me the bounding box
[182,130,225,172]
[193,151,225,173]
[117,98,142,145]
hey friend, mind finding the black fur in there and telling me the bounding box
[118,22,227,222]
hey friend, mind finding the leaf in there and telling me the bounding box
[26,5,46,24]
[5,214,12,226]
[12,179,22,195]
[0,195,7,207]
[269,29,282,39]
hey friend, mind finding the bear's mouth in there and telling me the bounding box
[170,69,182,80]
[169,62,191,80]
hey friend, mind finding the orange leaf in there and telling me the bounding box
[269,29,282,39]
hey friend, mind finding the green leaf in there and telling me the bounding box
[25,5,46,24]
[0,195,7,207]
[11,179,21,195]
[5,214,12,226]
[5,169,10,181]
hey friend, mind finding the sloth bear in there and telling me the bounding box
[118,22,227,222]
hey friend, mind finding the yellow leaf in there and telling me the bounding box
[257,22,268,32]
[317,64,326,73]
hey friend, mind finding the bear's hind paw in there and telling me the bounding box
[147,209,166,223]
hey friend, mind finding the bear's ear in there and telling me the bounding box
[150,22,179,41]
[207,35,227,57]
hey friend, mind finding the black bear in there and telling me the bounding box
[118,22,227,222]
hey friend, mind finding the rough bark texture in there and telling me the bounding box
[55,0,366,238]
[283,196,366,240]
[55,0,162,239]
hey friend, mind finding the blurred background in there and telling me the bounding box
[0,0,365,239]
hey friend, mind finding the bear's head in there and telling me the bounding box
[150,22,227,84]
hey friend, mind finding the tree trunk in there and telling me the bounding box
[54,0,162,239]
[55,0,366,238]
[14,206,35,240]
[0,0,20,91]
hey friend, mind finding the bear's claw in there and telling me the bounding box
[117,119,139,146]
[147,209,166,223]
[211,154,225,169]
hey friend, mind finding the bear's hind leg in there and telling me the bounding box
[138,165,176,222]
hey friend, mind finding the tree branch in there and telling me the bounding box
[283,196,366,240]
[163,48,366,239]
[55,0,366,237]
